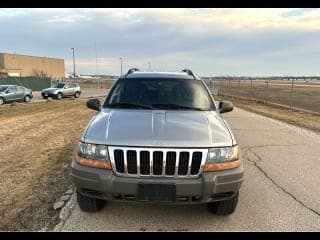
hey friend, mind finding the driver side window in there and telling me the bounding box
[6,87,16,93]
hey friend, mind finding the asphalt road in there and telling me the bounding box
[59,107,320,231]
[31,89,108,103]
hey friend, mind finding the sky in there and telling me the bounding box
[1,8,320,77]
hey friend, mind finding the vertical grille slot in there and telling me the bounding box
[153,151,163,175]
[114,150,124,173]
[178,152,189,175]
[165,152,176,175]
[140,151,150,175]
[127,150,137,174]
[191,152,202,175]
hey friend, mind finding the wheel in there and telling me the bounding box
[74,91,80,98]
[24,95,31,103]
[0,97,4,105]
[208,192,239,215]
[42,96,48,99]
[56,93,63,100]
[76,190,106,212]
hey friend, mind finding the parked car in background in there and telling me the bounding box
[41,82,81,100]
[0,85,33,105]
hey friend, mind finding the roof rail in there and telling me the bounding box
[125,68,140,78]
[182,69,198,80]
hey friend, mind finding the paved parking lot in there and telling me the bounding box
[58,107,320,231]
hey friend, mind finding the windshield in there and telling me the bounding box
[0,86,8,92]
[52,83,65,88]
[104,78,215,111]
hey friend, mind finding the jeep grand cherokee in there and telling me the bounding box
[71,68,244,215]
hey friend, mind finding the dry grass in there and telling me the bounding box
[78,80,115,90]
[0,99,99,230]
[216,95,320,133]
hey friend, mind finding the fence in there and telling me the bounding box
[0,77,51,91]
[58,78,116,90]
[207,78,320,113]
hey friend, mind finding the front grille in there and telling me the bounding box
[109,147,207,178]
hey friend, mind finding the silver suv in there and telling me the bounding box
[41,82,81,100]
[71,69,244,215]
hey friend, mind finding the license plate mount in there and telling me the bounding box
[137,183,176,203]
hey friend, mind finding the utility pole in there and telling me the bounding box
[148,62,151,71]
[120,57,123,76]
[71,48,76,82]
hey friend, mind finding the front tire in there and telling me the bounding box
[0,97,4,105]
[208,192,239,215]
[74,91,80,98]
[24,95,31,103]
[56,93,63,100]
[76,190,106,212]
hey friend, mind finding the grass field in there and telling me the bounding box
[209,80,320,113]
[77,79,114,89]
[216,95,320,133]
[0,99,99,230]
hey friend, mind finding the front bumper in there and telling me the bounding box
[42,92,58,98]
[71,160,244,204]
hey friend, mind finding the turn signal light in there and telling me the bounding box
[203,160,240,172]
[76,156,111,169]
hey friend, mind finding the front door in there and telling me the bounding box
[5,86,18,101]
[63,84,73,96]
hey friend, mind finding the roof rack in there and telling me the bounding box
[182,69,198,80]
[125,68,140,78]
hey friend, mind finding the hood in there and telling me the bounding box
[83,109,234,148]
[43,87,60,92]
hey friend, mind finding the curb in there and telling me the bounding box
[52,185,76,232]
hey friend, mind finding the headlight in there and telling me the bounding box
[207,145,239,163]
[204,145,240,172]
[77,142,111,169]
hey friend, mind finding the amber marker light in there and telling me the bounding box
[76,156,112,169]
[204,160,240,172]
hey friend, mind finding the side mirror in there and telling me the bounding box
[87,98,101,111]
[219,101,233,114]
[5,90,10,94]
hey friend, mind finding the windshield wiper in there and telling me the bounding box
[106,102,154,109]
[151,103,203,111]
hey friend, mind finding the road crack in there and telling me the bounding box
[243,148,320,217]
[242,144,306,150]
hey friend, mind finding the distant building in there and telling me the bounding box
[0,53,65,80]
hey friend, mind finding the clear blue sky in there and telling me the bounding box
[1,8,320,76]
